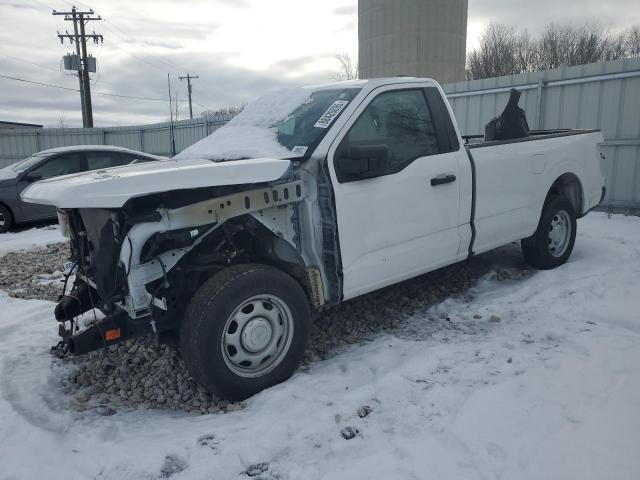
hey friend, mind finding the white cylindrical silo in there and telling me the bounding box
[358,0,468,83]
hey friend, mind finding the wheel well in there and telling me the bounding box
[546,173,583,215]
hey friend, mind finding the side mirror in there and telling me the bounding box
[335,144,389,182]
[24,171,43,182]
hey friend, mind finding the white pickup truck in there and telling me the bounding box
[23,77,605,400]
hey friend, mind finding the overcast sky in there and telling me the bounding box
[1,0,639,127]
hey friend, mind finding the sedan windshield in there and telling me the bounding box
[9,153,48,173]
[175,85,362,162]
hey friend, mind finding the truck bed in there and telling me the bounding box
[461,128,605,258]
[462,129,601,148]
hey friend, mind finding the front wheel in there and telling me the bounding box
[0,204,13,234]
[180,264,311,400]
[521,195,577,270]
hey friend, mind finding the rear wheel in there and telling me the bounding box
[521,195,577,270]
[180,264,310,400]
[0,204,13,234]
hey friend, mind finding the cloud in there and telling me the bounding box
[1,0,637,127]
[332,5,357,16]
[8,2,41,10]
[0,49,336,127]
[470,0,640,34]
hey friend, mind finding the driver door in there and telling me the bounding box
[16,152,85,220]
[328,86,466,299]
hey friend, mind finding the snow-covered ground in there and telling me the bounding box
[0,213,639,480]
[0,224,63,258]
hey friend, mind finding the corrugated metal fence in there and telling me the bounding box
[1,58,638,211]
[0,113,235,168]
[442,57,640,213]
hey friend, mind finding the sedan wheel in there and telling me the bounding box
[0,204,13,234]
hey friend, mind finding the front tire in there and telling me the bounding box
[0,204,13,234]
[180,264,311,400]
[521,195,577,270]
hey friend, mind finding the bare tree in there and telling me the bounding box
[332,53,358,81]
[536,23,610,70]
[625,25,640,57]
[201,105,245,122]
[466,23,526,79]
[467,22,640,80]
[514,30,537,74]
[57,113,67,128]
[605,31,628,61]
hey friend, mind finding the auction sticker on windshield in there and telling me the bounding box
[314,100,349,128]
[291,146,308,155]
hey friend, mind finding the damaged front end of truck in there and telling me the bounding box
[20,83,361,380]
[49,173,334,356]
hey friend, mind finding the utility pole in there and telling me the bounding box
[179,73,199,119]
[167,74,176,156]
[71,9,85,126]
[54,6,103,127]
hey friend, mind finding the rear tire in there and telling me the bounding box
[180,264,311,400]
[0,204,13,234]
[521,195,577,270]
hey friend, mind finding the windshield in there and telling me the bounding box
[9,153,48,173]
[175,86,362,162]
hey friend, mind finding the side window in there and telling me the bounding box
[342,89,439,174]
[424,87,460,153]
[120,153,138,164]
[36,153,84,178]
[85,151,127,170]
[123,153,153,164]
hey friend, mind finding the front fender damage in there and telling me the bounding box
[54,179,312,356]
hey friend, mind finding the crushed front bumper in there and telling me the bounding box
[52,310,154,357]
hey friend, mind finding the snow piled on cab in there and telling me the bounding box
[1,213,640,479]
[175,87,312,161]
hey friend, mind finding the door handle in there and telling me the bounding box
[430,174,456,186]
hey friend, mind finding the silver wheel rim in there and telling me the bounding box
[548,210,571,257]
[221,294,294,378]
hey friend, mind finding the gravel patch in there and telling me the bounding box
[2,241,528,415]
[0,243,69,301]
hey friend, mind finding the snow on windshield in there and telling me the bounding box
[175,85,361,162]
[175,87,312,162]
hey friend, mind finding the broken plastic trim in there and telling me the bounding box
[119,180,308,316]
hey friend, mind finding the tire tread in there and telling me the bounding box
[179,263,310,399]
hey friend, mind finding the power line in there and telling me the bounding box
[28,0,57,11]
[66,0,184,73]
[0,73,77,92]
[0,52,60,72]
[55,1,221,110]
[97,23,174,73]
[193,100,212,113]
[0,73,188,102]
[101,19,181,72]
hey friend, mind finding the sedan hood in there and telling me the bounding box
[21,157,292,208]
